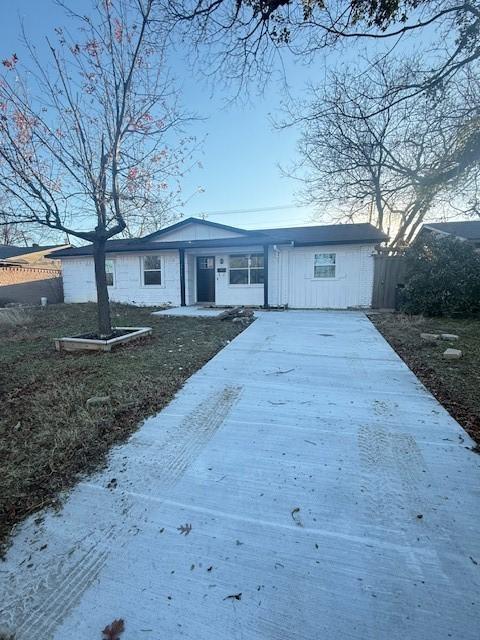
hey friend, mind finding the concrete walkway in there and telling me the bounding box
[1,311,479,639]
[153,305,228,317]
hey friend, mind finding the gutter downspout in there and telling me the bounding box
[263,244,269,309]
[179,248,186,306]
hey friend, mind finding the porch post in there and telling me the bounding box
[179,248,186,306]
[263,244,269,309]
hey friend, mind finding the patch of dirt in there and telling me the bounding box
[369,313,480,446]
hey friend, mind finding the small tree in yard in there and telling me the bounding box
[402,235,480,317]
[0,0,192,337]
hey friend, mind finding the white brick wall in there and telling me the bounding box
[62,251,181,306]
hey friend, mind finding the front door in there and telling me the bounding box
[196,256,216,303]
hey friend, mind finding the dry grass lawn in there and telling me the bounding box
[0,303,244,555]
[369,313,480,447]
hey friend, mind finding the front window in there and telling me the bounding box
[105,259,115,287]
[229,253,264,285]
[314,253,336,278]
[143,255,162,285]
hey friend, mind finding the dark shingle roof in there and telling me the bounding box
[424,221,480,241]
[50,220,388,258]
[257,222,387,245]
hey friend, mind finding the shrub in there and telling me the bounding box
[401,234,480,317]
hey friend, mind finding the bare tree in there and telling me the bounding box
[0,0,193,336]
[162,0,480,95]
[283,60,480,250]
[0,211,29,245]
[162,0,480,234]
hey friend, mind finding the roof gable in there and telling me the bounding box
[143,217,249,243]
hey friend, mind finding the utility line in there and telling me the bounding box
[192,203,310,218]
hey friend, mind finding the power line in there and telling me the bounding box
[192,203,310,218]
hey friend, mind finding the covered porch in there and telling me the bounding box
[179,244,270,308]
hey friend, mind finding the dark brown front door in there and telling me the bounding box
[196,256,215,303]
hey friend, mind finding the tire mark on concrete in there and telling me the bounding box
[15,546,109,639]
[153,385,242,487]
[1,386,242,640]
[358,425,405,528]
[1,527,117,639]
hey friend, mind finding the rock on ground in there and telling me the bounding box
[443,348,462,360]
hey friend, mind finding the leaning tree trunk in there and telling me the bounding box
[92,238,112,338]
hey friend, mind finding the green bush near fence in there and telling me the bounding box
[401,234,480,317]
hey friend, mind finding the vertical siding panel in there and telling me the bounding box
[282,244,375,309]
[152,223,242,242]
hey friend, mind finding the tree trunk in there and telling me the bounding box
[93,238,112,338]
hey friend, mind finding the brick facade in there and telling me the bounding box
[0,265,63,305]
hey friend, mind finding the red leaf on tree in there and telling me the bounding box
[2,53,18,69]
[85,40,101,57]
[114,19,123,43]
[102,618,125,640]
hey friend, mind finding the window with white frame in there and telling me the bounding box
[105,259,115,287]
[314,253,336,278]
[229,253,264,285]
[143,255,162,285]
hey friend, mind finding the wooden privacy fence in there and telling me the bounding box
[372,255,407,309]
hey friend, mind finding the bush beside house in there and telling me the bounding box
[401,235,480,317]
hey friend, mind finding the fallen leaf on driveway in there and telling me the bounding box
[102,618,125,640]
[291,507,304,527]
[177,523,192,536]
[223,592,242,601]
[269,368,295,375]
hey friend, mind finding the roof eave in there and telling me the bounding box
[292,237,387,247]
[52,235,387,258]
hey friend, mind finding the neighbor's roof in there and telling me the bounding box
[423,221,480,241]
[50,219,388,258]
[0,244,65,259]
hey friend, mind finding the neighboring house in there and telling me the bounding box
[51,218,387,309]
[0,244,69,305]
[0,243,69,266]
[417,221,480,249]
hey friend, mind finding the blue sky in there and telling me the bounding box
[1,0,344,232]
[1,1,432,234]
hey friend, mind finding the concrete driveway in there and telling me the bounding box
[1,311,479,639]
